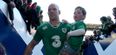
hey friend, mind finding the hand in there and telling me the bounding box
[62,19,68,24]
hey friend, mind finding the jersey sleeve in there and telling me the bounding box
[76,22,86,30]
[33,27,43,43]
[63,22,72,33]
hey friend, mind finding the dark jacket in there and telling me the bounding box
[3,0,14,3]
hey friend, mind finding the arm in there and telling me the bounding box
[68,21,86,36]
[24,39,38,55]
[67,29,86,36]
[24,26,42,55]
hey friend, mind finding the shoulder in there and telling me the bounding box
[36,22,49,30]
[60,22,72,31]
[75,21,86,25]
[61,22,71,27]
[75,21,87,29]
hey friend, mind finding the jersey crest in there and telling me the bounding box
[62,28,67,33]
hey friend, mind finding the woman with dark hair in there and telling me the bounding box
[30,2,42,29]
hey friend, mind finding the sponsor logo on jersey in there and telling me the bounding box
[42,26,47,30]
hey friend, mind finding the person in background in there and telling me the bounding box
[113,7,116,23]
[24,3,71,55]
[109,7,116,33]
[34,5,42,29]
[30,2,39,29]
[60,6,86,55]
[25,0,32,34]
[3,0,16,25]
[38,10,43,24]
[14,0,23,11]
[100,16,113,38]
[107,16,114,24]
[27,2,43,34]
[67,6,86,55]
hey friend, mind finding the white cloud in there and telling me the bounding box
[33,0,116,24]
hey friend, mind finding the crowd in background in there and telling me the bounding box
[1,0,116,55]
[3,0,43,34]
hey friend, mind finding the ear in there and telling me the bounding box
[82,16,85,20]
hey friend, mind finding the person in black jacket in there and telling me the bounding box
[3,0,15,25]
[108,7,116,33]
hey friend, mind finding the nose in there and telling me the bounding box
[49,9,54,13]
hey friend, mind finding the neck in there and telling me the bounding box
[75,20,83,22]
[50,19,60,27]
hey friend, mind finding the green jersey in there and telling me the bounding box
[33,22,71,55]
[68,21,86,51]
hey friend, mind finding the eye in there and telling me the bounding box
[78,12,81,14]
[53,8,57,11]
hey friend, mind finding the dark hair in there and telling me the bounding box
[113,7,116,17]
[113,7,116,12]
[27,0,32,4]
[31,2,37,9]
[100,16,107,21]
[75,6,86,16]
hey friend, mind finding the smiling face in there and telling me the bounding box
[48,4,60,20]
